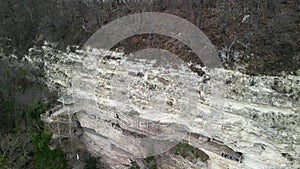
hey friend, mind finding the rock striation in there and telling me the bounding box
[29,44,300,169]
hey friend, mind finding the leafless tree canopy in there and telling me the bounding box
[0,0,299,74]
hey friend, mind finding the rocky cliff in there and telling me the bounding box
[30,44,300,169]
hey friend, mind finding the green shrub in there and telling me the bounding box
[0,155,7,168]
[31,130,67,169]
[173,142,209,163]
[144,156,157,169]
[26,102,47,121]
[85,157,97,169]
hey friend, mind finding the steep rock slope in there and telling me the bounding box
[28,45,300,169]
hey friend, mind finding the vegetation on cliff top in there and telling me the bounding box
[1,0,299,75]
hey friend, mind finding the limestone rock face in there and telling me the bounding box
[30,45,300,169]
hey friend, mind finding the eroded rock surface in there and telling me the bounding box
[30,45,300,169]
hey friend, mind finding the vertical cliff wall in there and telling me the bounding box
[30,45,300,169]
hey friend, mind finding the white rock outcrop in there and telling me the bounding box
[31,45,299,169]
